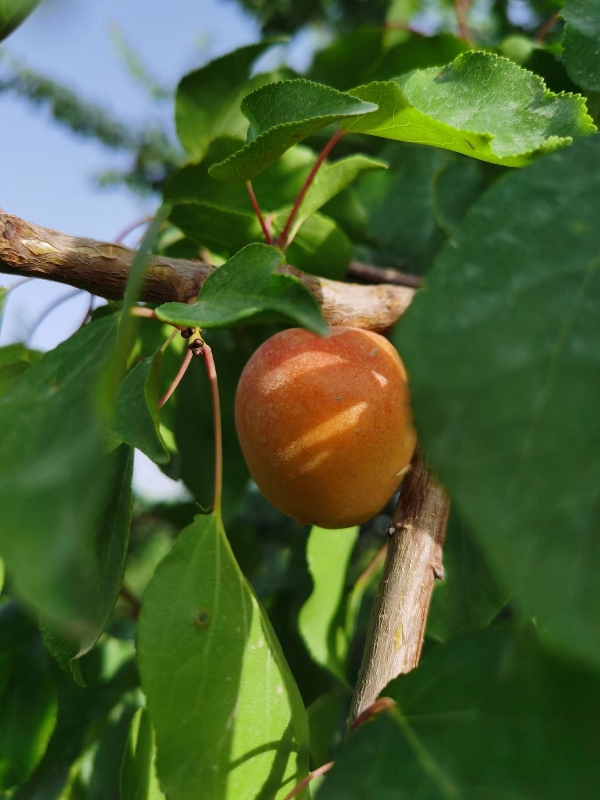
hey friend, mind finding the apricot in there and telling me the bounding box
[234,326,416,529]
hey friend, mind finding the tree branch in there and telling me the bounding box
[347,261,423,289]
[0,211,415,332]
[348,449,450,726]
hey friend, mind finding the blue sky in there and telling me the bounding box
[0,0,263,497]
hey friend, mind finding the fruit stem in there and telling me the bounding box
[278,127,345,251]
[157,347,193,409]
[202,341,223,514]
[347,449,450,728]
[246,181,273,245]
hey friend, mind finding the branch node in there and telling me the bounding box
[188,337,205,357]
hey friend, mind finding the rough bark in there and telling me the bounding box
[0,211,415,331]
[348,450,450,725]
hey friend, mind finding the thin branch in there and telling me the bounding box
[246,181,273,244]
[2,276,31,292]
[453,0,472,43]
[26,288,86,344]
[0,211,415,332]
[115,215,154,244]
[282,761,335,800]
[536,10,560,42]
[348,261,423,289]
[202,341,223,513]
[77,293,96,329]
[157,346,193,409]
[160,327,179,352]
[278,127,345,250]
[119,583,142,619]
[354,542,388,591]
[348,449,450,727]
[0,276,32,337]
[129,306,158,320]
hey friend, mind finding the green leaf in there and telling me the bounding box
[42,443,134,674]
[0,342,41,397]
[14,639,139,800]
[427,509,507,642]
[165,140,317,213]
[298,525,359,683]
[0,557,4,595]
[345,51,595,166]
[120,708,164,800]
[156,243,327,334]
[307,688,346,767]
[209,80,378,182]
[72,696,139,800]
[355,142,447,272]
[294,154,387,226]
[319,625,600,798]
[0,317,123,636]
[431,155,486,236]
[175,42,279,160]
[355,145,485,270]
[562,0,600,92]
[0,0,40,43]
[170,200,262,254]
[116,208,169,387]
[394,134,600,667]
[170,200,351,279]
[0,605,57,792]
[272,209,352,279]
[373,33,469,80]
[308,28,384,90]
[137,512,310,800]
[113,352,170,465]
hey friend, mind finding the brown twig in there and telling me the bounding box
[0,211,415,332]
[536,10,560,43]
[282,761,335,800]
[453,0,472,42]
[26,287,85,344]
[348,261,423,289]
[348,449,450,727]
[246,181,273,245]
[278,127,345,250]
[119,584,142,619]
[115,215,154,244]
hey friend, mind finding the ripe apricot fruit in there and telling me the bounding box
[235,326,416,529]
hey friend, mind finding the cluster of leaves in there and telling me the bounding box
[1,0,600,797]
